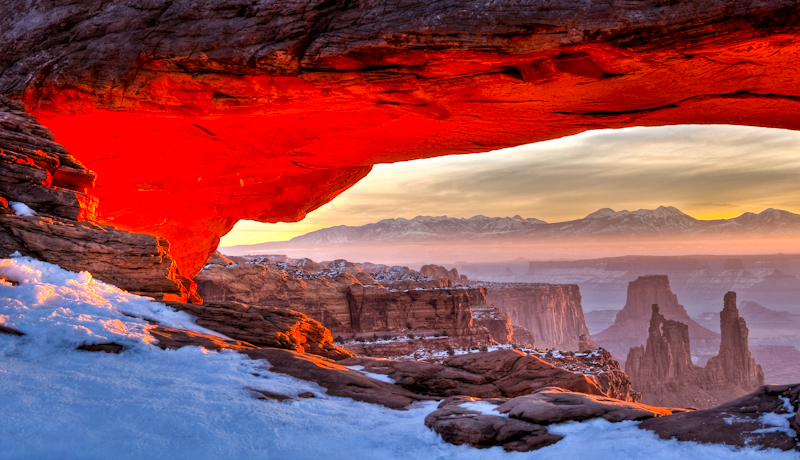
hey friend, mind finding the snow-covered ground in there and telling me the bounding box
[0,255,796,459]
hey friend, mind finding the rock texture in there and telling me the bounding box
[626,294,764,409]
[703,292,765,391]
[479,282,591,351]
[164,301,354,360]
[196,256,508,356]
[0,96,198,303]
[3,2,800,275]
[424,388,673,452]
[639,383,800,451]
[341,349,634,401]
[537,348,640,403]
[420,265,466,284]
[149,325,432,409]
[594,275,720,359]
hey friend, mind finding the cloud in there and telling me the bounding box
[221,124,800,245]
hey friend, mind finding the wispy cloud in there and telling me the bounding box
[222,125,800,245]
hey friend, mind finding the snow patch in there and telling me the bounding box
[459,401,508,417]
[9,201,36,216]
[347,365,396,384]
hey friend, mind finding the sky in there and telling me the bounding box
[221,124,800,246]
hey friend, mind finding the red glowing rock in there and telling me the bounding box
[3,1,800,275]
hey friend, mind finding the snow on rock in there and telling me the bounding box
[0,257,797,459]
[347,365,397,384]
[8,201,36,216]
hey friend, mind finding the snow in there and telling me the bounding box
[347,365,396,384]
[460,401,508,417]
[1,257,798,459]
[750,396,798,437]
[9,201,36,216]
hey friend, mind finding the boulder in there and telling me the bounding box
[496,387,670,425]
[424,396,563,452]
[425,388,673,452]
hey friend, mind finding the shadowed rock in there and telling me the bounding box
[639,383,800,451]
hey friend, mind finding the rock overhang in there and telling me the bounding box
[3,0,800,276]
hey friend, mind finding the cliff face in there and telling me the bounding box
[480,283,590,351]
[625,293,764,409]
[594,275,720,359]
[0,96,198,303]
[4,1,800,276]
[195,256,507,354]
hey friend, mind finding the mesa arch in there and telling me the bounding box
[3,0,800,277]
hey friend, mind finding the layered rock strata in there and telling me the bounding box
[164,301,354,360]
[0,96,198,303]
[594,275,720,359]
[478,282,590,351]
[625,294,764,408]
[196,255,516,355]
[4,2,800,276]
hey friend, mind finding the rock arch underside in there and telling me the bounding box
[3,0,800,277]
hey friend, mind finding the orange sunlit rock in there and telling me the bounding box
[4,0,800,275]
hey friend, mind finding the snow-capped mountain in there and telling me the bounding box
[280,206,800,245]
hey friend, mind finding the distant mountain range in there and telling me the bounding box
[251,206,800,246]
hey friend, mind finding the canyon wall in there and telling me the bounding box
[594,275,720,359]
[195,256,510,355]
[3,2,800,275]
[479,283,591,351]
[625,293,764,409]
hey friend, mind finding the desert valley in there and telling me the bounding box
[2,0,800,458]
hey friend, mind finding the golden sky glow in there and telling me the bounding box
[221,124,800,246]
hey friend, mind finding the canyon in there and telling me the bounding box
[196,255,599,356]
[625,292,764,409]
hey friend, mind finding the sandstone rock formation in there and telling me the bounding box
[479,282,591,351]
[424,396,563,452]
[420,265,466,284]
[4,2,800,275]
[424,388,672,452]
[195,256,511,355]
[639,383,800,451]
[149,325,433,409]
[537,348,640,403]
[341,349,635,401]
[164,301,354,360]
[594,275,720,359]
[625,294,764,408]
[703,292,765,391]
[0,96,198,303]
